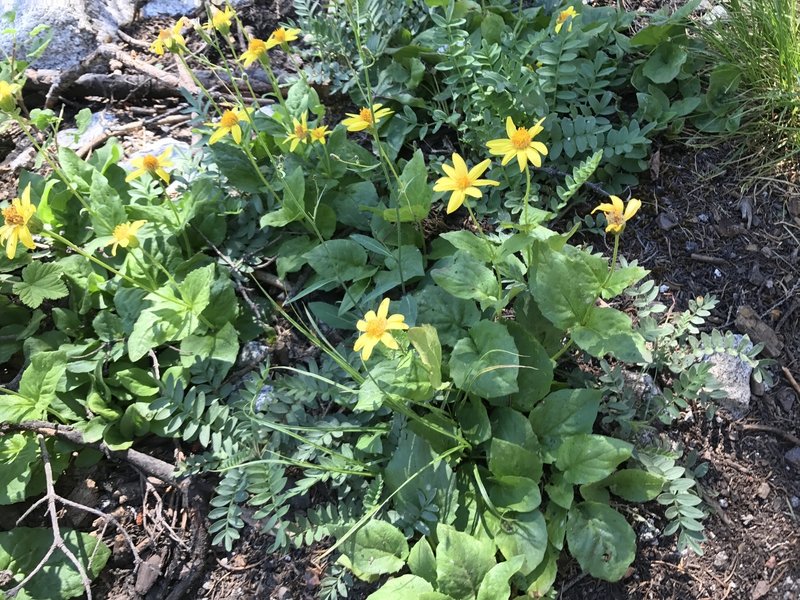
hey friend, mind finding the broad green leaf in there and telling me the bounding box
[180,322,239,382]
[366,575,434,600]
[260,166,305,227]
[408,325,442,388]
[209,143,263,193]
[603,265,648,297]
[530,245,599,328]
[476,556,525,600]
[605,469,666,502]
[0,527,110,598]
[0,433,38,504]
[304,239,371,282]
[440,230,494,262]
[572,306,651,363]
[338,520,409,580]
[555,434,633,485]
[545,502,568,550]
[506,322,553,411]
[435,523,496,600]
[488,476,541,512]
[383,149,432,222]
[110,366,159,397]
[566,502,636,581]
[0,351,67,423]
[484,510,547,575]
[179,264,215,316]
[544,471,574,510]
[432,252,499,309]
[449,320,519,399]
[642,42,688,84]
[526,546,558,597]
[455,396,491,445]
[529,388,601,461]
[408,538,437,585]
[88,170,126,236]
[415,285,480,346]
[488,439,542,482]
[13,262,69,309]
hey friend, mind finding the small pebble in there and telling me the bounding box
[713,551,729,569]
[741,513,755,525]
[756,482,770,500]
[785,447,800,470]
[719,498,729,508]
[790,496,799,509]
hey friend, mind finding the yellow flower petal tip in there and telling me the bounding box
[592,195,642,235]
[433,152,499,214]
[354,298,409,361]
[486,116,548,172]
[555,6,579,34]
[0,183,37,260]
[341,104,394,132]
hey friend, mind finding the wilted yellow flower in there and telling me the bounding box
[240,38,267,67]
[109,220,147,257]
[151,17,189,55]
[208,108,249,144]
[0,184,36,260]
[265,27,301,50]
[433,153,499,214]
[354,298,409,361]
[555,6,578,34]
[341,104,393,132]
[126,148,174,184]
[0,80,21,112]
[205,5,235,34]
[486,116,548,172]
[592,195,642,235]
[310,125,331,145]
[285,112,310,151]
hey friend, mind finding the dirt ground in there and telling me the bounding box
[1,0,799,599]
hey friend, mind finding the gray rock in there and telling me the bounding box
[705,336,754,419]
[785,447,800,470]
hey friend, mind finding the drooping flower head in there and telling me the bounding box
[592,195,642,235]
[240,38,268,67]
[285,112,310,151]
[126,148,174,184]
[265,27,301,51]
[108,220,147,257]
[207,108,250,144]
[433,153,499,214]
[354,298,409,361]
[0,184,36,260]
[555,6,578,34]
[206,5,236,34]
[487,116,548,172]
[0,80,21,112]
[310,125,331,145]
[151,17,189,55]
[341,104,393,132]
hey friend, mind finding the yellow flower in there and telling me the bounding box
[151,17,189,55]
[264,27,301,51]
[240,38,267,67]
[592,195,642,235]
[285,112,310,151]
[108,220,147,257]
[341,104,394,132]
[207,108,249,144]
[555,6,578,34]
[354,298,409,361]
[486,116,548,172]
[205,5,235,34]
[0,184,36,260]
[433,153,499,214]
[0,80,21,112]
[310,125,331,145]
[126,148,174,184]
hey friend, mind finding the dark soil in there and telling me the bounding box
[2,0,799,599]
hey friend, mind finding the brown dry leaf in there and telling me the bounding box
[751,579,771,599]
[650,149,661,179]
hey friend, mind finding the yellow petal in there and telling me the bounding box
[156,168,170,183]
[433,177,457,192]
[516,152,527,172]
[525,148,542,168]
[380,332,399,350]
[624,198,642,221]
[468,158,492,180]
[361,338,378,360]
[18,226,34,249]
[441,163,456,178]
[472,178,500,187]
[451,153,468,175]
[447,190,466,214]
[377,297,390,320]
[126,168,146,182]
[232,125,243,144]
[592,202,615,214]
[531,141,549,156]
[609,195,625,213]
[505,116,516,139]
[464,187,483,198]
[5,229,18,259]
[356,319,368,332]
[208,127,228,145]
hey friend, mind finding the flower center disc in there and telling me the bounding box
[359,108,374,124]
[365,318,386,338]
[142,155,159,171]
[295,124,307,137]
[455,175,472,190]
[273,29,287,42]
[511,128,532,149]
[607,211,625,227]
[249,39,266,54]
[3,206,23,226]
[221,111,240,127]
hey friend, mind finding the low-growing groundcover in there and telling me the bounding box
[0,0,793,599]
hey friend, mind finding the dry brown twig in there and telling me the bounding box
[5,436,142,599]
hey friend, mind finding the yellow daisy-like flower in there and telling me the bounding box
[310,125,331,145]
[0,80,21,112]
[341,104,394,132]
[126,148,174,184]
[0,184,36,260]
[555,6,578,34]
[151,17,189,55]
[354,298,409,361]
[205,5,236,34]
[264,27,301,51]
[207,108,249,145]
[592,195,642,235]
[108,220,147,257]
[486,116,549,172]
[240,38,268,67]
[285,112,310,151]
[433,153,499,214]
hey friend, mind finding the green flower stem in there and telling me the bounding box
[162,193,192,255]
[602,233,620,289]
[522,165,531,230]
[465,203,485,235]
[256,55,290,118]
[175,54,222,114]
